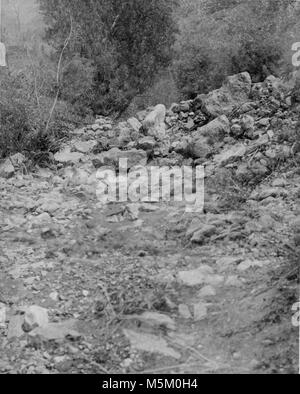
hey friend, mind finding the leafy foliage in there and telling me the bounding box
[39,0,177,115]
[174,0,300,97]
[0,68,88,160]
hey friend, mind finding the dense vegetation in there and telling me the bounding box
[174,0,300,97]
[39,0,177,115]
[1,0,300,159]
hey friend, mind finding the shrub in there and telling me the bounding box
[60,55,96,116]
[0,66,89,161]
[39,0,178,115]
[174,0,300,98]
[124,69,181,117]
[0,90,30,158]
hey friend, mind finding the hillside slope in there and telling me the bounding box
[0,72,299,374]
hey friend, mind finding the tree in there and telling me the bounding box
[39,0,177,115]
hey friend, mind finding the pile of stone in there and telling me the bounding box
[1,72,299,187]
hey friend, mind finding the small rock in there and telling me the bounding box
[241,115,255,133]
[7,315,25,339]
[73,140,97,154]
[179,101,191,112]
[257,118,270,128]
[291,217,300,232]
[193,302,208,321]
[188,136,212,160]
[216,256,241,271]
[272,178,287,188]
[49,292,59,302]
[178,265,214,287]
[258,214,276,231]
[185,119,195,130]
[29,320,80,341]
[0,303,6,327]
[250,359,261,369]
[54,150,84,164]
[93,148,147,169]
[178,304,192,319]
[233,352,241,360]
[198,285,216,298]
[121,358,133,369]
[191,225,217,244]
[127,117,142,132]
[137,137,156,151]
[225,276,243,287]
[23,277,36,286]
[214,144,247,167]
[91,124,101,131]
[136,110,148,122]
[237,260,265,272]
[24,306,49,332]
[30,212,52,227]
[265,149,276,159]
[39,200,61,214]
[138,312,176,331]
[231,124,243,137]
[142,104,166,133]
[123,329,181,359]
[0,360,12,372]
[55,359,73,373]
[260,187,287,201]
[53,356,68,364]
[10,153,26,167]
[0,159,15,179]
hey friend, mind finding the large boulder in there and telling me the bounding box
[188,136,212,161]
[195,72,252,118]
[127,117,142,132]
[93,148,148,169]
[142,104,166,140]
[194,115,230,142]
[214,144,247,167]
[23,306,49,332]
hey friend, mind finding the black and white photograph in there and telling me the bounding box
[0,0,299,376]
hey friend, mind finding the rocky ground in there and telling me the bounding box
[0,72,299,374]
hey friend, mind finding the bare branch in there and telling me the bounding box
[43,14,73,137]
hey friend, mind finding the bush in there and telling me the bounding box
[0,66,90,161]
[174,0,300,98]
[60,55,96,116]
[292,76,300,104]
[124,69,180,116]
[39,0,177,115]
[0,92,30,158]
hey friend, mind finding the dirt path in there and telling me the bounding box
[0,164,298,374]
